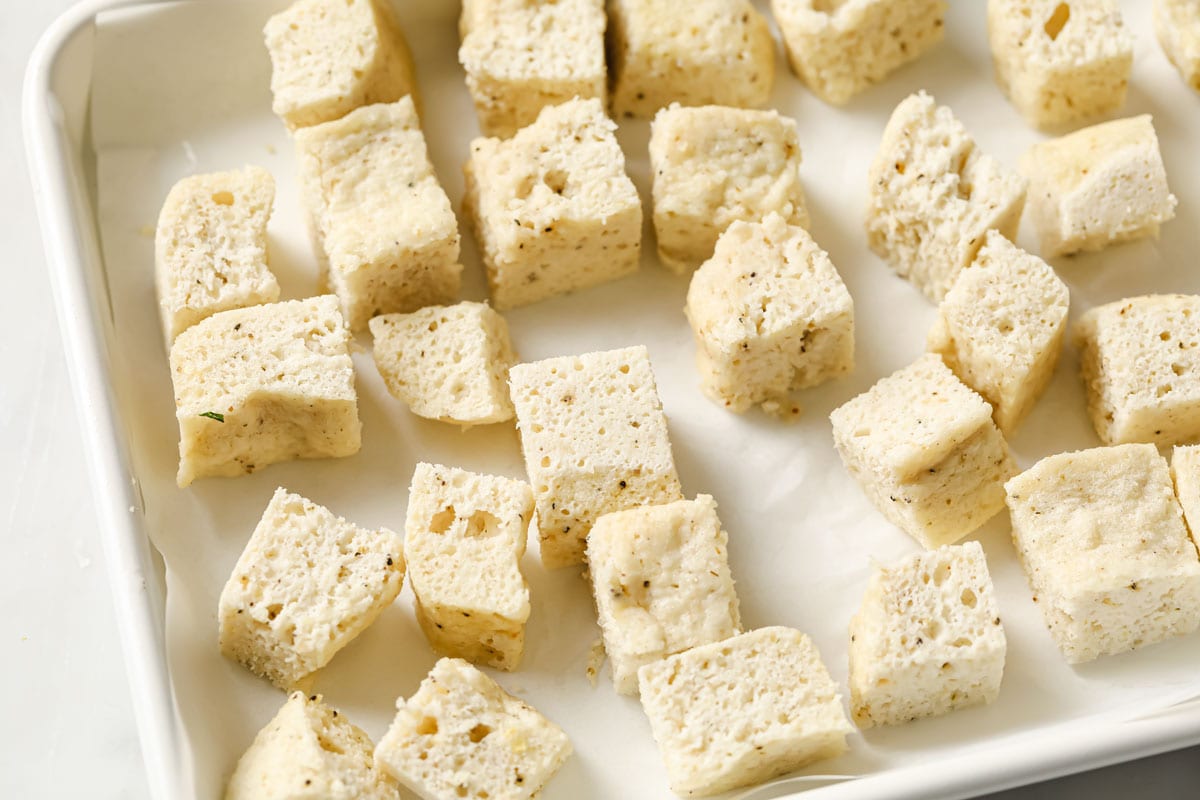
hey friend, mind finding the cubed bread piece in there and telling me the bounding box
[375,658,572,800]
[849,542,1006,728]
[405,463,533,670]
[264,0,417,130]
[463,98,642,309]
[830,354,1018,548]
[772,0,947,105]
[218,488,405,689]
[226,692,397,800]
[296,98,462,331]
[1073,295,1200,446]
[1172,445,1200,537]
[155,166,279,344]
[928,231,1069,434]
[987,0,1132,129]
[369,302,516,426]
[650,105,809,273]
[1005,444,1200,663]
[508,345,683,568]
[170,296,361,487]
[1156,0,1200,90]
[685,213,854,412]
[608,0,774,119]
[587,495,741,695]
[459,0,606,138]
[638,627,853,797]
[866,92,1027,302]
[1020,115,1177,257]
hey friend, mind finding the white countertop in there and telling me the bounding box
[3,1,1198,797]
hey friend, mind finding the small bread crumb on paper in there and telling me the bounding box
[585,638,606,687]
[762,398,803,423]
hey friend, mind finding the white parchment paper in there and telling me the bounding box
[86,1,1200,798]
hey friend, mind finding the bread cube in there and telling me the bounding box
[685,214,854,412]
[218,488,405,689]
[587,495,741,695]
[375,658,572,800]
[651,105,809,274]
[1005,444,1200,663]
[928,231,1069,435]
[154,166,279,345]
[849,542,1006,728]
[830,354,1017,548]
[508,345,683,568]
[458,0,606,138]
[264,0,417,130]
[170,296,361,487]
[1021,115,1177,257]
[608,0,774,119]
[987,0,1132,129]
[464,98,642,309]
[296,98,462,331]
[369,302,516,427]
[772,0,947,105]
[226,692,397,800]
[866,92,1027,302]
[638,627,853,797]
[1073,295,1200,446]
[404,463,533,670]
[1156,0,1200,91]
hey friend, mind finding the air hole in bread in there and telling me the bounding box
[430,506,456,534]
[316,733,345,755]
[465,510,501,539]
[544,169,569,195]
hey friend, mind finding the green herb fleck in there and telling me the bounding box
[199,411,225,423]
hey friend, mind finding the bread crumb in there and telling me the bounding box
[762,398,803,423]
[585,639,606,687]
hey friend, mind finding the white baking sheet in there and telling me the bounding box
[82,1,1200,798]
